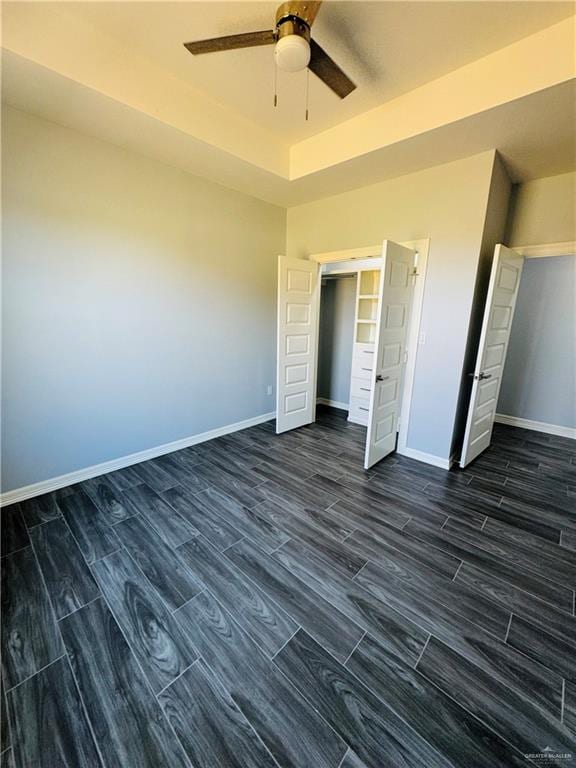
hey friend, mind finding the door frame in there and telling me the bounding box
[513,240,576,259]
[309,238,430,458]
[493,240,576,441]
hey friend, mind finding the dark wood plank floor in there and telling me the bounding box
[2,406,576,767]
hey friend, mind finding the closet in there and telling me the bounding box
[318,268,382,427]
[276,240,422,469]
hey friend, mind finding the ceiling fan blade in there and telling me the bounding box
[308,40,356,99]
[184,30,275,55]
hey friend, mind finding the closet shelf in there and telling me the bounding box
[359,270,380,296]
[353,269,381,382]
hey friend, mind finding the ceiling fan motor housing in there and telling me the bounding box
[276,16,311,42]
[274,8,311,71]
[275,2,315,29]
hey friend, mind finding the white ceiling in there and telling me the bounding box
[51,1,575,142]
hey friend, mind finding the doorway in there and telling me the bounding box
[276,239,429,470]
[460,242,576,467]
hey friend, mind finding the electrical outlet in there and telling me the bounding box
[266,384,273,396]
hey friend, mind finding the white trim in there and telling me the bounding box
[396,446,455,470]
[495,414,576,440]
[310,245,381,264]
[0,411,276,507]
[397,238,430,455]
[321,257,383,275]
[317,397,348,411]
[513,241,576,259]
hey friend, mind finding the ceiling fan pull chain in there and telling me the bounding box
[305,67,310,121]
[274,59,278,107]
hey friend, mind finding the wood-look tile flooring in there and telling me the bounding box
[2,406,576,767]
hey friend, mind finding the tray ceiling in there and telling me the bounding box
[52,1,575,142]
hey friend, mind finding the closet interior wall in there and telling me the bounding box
[317,275,356,411]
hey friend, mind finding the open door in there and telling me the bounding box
[460,244,524,467]
[364,241,415,469]
[276,256,320,434]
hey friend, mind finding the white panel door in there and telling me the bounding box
[364,241,415,469]
[276,256,320,434]
[460,244,524,467]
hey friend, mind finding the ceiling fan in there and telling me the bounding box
[184,1,356,99]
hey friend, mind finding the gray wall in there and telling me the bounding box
[317,277,356,406]
[497,255,576,429]
[1,107,286,492]
[287,150,498,460]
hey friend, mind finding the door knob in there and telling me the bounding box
[375,374,389,382]
[476,372,492,381]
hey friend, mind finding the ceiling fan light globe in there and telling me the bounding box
[274,34,310,72]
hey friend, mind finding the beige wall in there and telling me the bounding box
[2,106,286,492]
[507,172,576,246]
[286,151,502,460]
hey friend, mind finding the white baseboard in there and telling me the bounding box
[495,413,576,440]
[317,397,349,411]
[1,411,276,507]
[396,446,455,470]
